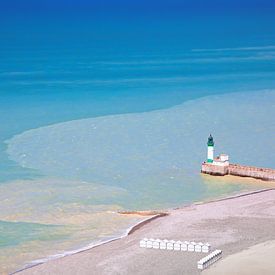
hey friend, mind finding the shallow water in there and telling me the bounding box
[0,192,144,274]
[7,90,275,206]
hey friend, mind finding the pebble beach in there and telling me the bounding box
[17,187,275,275]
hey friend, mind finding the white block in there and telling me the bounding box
[167,240,175,250]
[152,240,160,249]
[181,241,189,251]
[167,243,174,250]
[187,242,195,252]
[139,240,147,248]
[146,240,153,248]
[174,241,182,251]
[197,263,203,270]
[159,241,167,250]
[202,243,210,253]
[195,247,201,252]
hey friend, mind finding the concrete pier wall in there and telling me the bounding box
[201,163,275,182]
[228,164,275,181]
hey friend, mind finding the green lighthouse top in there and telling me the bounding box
[207,134,214,146]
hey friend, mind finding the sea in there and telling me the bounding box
[1,2,275,273]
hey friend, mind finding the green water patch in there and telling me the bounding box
[0,220,69,248]
[6,90,275,210]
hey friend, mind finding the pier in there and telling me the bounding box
[201,162,275,181]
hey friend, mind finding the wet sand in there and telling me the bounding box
[17,188,275,275]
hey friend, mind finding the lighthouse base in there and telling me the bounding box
[201,162,228,176]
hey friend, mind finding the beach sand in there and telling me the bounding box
[17,188,275,275]
[204,240,275,275]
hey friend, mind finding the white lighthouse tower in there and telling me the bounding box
[207,134,214,163]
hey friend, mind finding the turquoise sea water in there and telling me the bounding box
[1,3,275,273]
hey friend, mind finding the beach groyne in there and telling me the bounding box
[201,163,275,182]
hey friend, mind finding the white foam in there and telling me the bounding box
[15,216,153,274]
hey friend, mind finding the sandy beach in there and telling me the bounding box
[204,240,275,275]
[16,188,275,275]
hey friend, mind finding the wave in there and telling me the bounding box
[0,71,45,76]
[88,54,275,66]
[4,71,275,86]
[3,53,274,77]
[192,45,275,52]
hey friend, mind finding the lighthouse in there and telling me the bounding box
[207,134,214,163]
[201,136,275,180]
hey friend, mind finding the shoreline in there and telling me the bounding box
[194,187,275,205]
[15,187,275,275]
[12,213,167,275]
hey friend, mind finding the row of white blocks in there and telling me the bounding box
[139,238,211,253]
[197,249,222,270]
